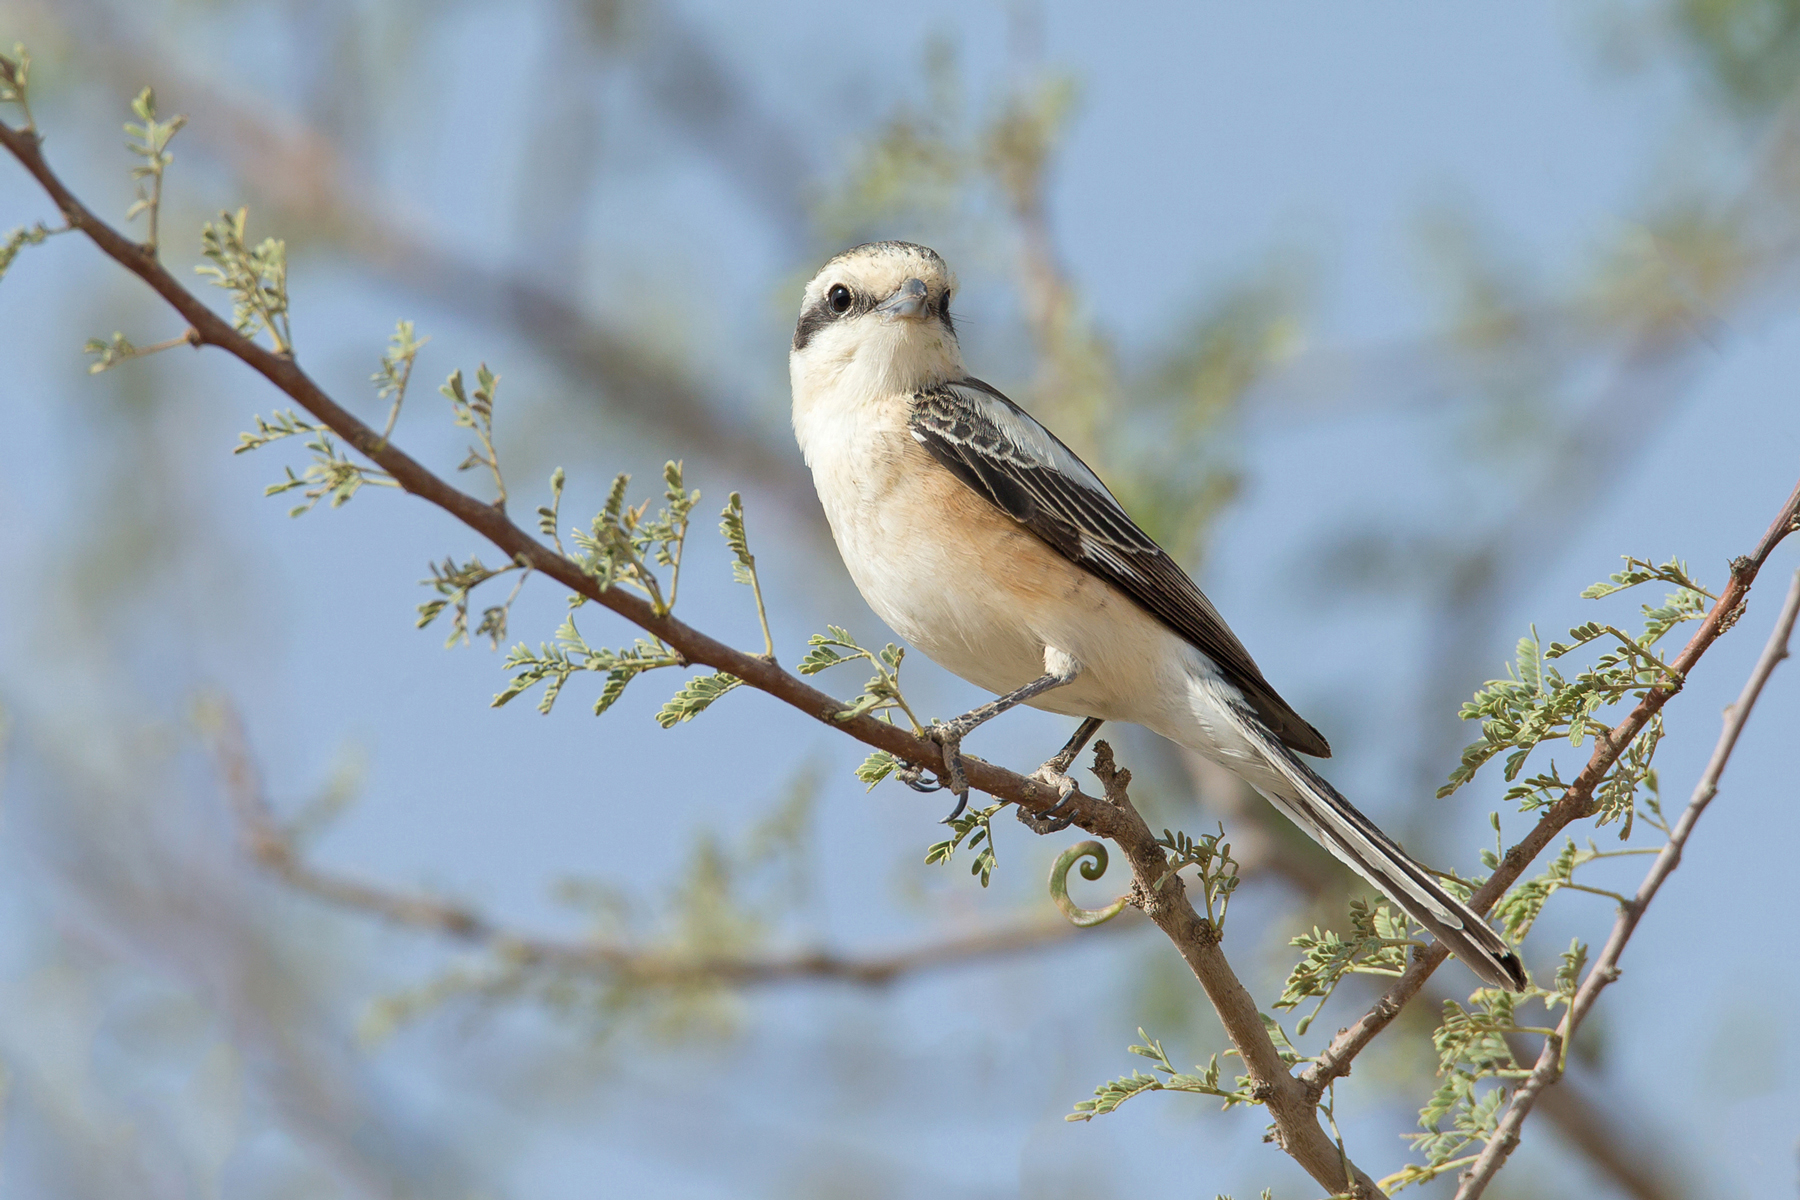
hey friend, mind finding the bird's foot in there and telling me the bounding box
[1018,761,1080,834]
[1016,717,1100,833]
[926,719,975,822]
[894,759,943,793]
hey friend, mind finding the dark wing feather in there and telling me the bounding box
[911,379,1330,759]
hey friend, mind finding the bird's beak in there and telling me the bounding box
[875,277,930,322]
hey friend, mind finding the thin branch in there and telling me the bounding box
[35,0,813,510]
[209,701,1106,986]
[0,119,1381,1196]
[1501,1034,1689,1200]
[1454,567,1800,1199]
[1394,73,1800,835]
[1300,475,1800,1099]
[1180,752,1692,1200]
[1076,743,1384,1197]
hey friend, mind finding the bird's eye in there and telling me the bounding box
[827,284,852,314]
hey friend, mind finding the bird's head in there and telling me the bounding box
[789,242,963,406]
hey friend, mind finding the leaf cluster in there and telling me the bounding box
[923,801,1003,887]
[1152,825,1240,926]
[417,554,528,649]
[1067,1028,1256,1122]
[655,671,743,729]
[1387,939,1581,1195]
[719,491,775,657]
[1439,556,1710,807]
[493,467,776,727]
[235,408,398,515]
[0,219,58,285]
[796,625,923,729]
[1489,713,1665,832]
[233,323,428,512]
[567,463,699,615]
[123,87,186,252]
[0,44,33,128]
[494,616,684,717]
[198,207,292,353]
[1385,989,1538,1191]
[1275,898,1414,1035]
[82,330,142,374]
[852,749,899,790]
[440,364,507,506]
[1489,835,1651,944]
[372,320,427,442]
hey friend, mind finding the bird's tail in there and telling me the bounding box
[1232,713,1527,993]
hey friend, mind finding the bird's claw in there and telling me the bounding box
[927,720,972,823]
[1018,764,1080,834]
[895,759,943,793]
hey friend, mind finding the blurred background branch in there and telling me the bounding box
[212,699,1113,989]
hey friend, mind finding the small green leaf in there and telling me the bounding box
[655,672,742,728]
[855,750,898,789]
[797,644,849,675]
[0,220,56,284]
[1555,937,1587,1001]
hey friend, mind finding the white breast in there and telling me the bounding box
[794,386,1031,673]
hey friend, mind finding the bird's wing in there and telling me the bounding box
[910,378,1330,758]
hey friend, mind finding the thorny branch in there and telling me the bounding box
[0,117,1384,1196]
[1453,568,1800,1199]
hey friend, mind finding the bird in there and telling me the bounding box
[788,240,1526,993]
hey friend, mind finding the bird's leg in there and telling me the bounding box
[1018,716,1104,834]
[1046,715,1104,776]
[931,657,1080,822]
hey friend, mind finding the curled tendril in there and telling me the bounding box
[1049,840,1130,928]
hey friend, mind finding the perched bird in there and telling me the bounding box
[788,241,1525,993]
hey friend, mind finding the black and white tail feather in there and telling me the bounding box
[1231,706,1527,993]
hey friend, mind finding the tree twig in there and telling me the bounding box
[0,116,1384,1197]
[1300,476,1800,1099]
[1453,567,1800,1199]
[1501,1031,1689,1200]
[33,0,815,510]
[1181,752,1694,1200]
